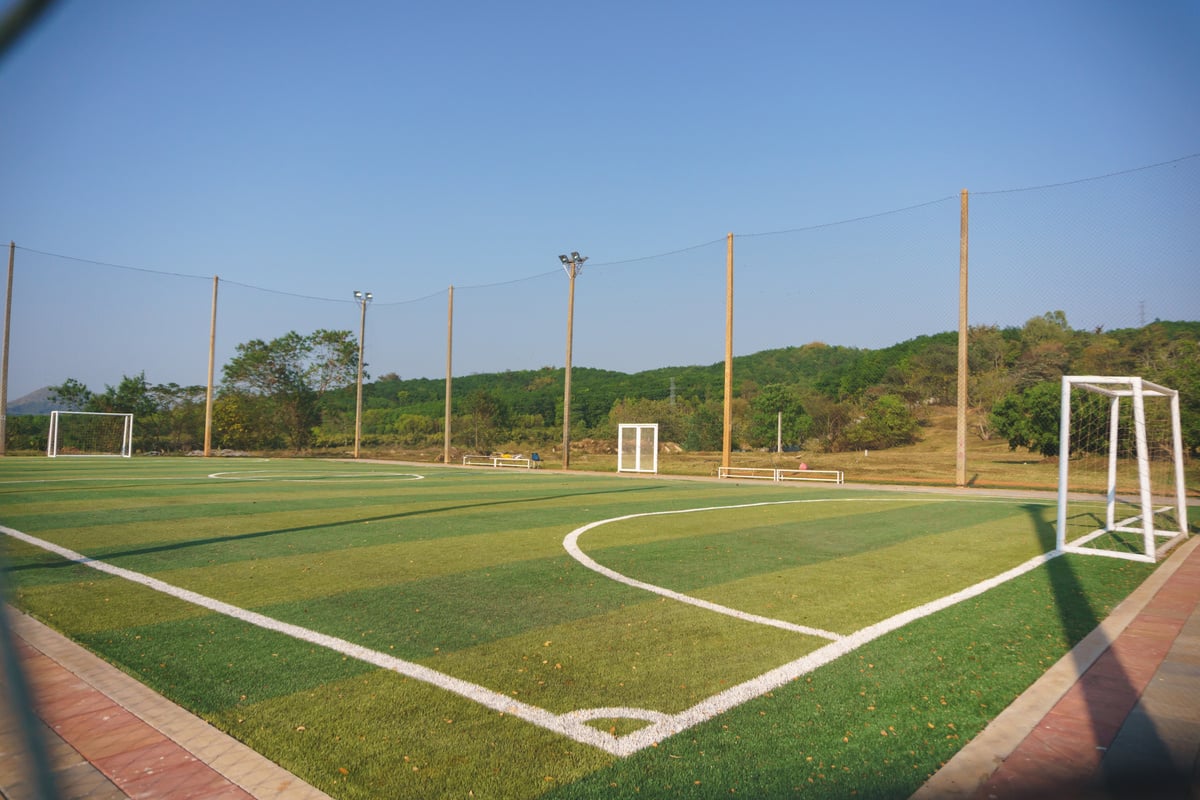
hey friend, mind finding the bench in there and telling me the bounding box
[718,466,844,484]
[462,454,534,469]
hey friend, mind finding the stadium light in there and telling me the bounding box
[353,291,373,459]
[559,252,587,469]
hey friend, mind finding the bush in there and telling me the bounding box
[844,395,920,450]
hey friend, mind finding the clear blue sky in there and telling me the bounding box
[1,1,1197,398]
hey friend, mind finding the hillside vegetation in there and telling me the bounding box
[9,316,1199,489]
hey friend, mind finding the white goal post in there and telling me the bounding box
[618,424,658,474]
[47,411,134,458]
[1056,376,1188,563]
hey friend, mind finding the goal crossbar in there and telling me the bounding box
[1056,376,1188,562]
[47,411,134,458]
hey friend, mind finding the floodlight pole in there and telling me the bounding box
[956,189,969,488]
[0,242,13,457]
[722,233,734,470]
[444,285,454,465]
[203,275,219,457]
[560,251,587,470]
[353,290,373,459]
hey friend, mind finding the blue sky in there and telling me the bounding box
[1,1,1197,398]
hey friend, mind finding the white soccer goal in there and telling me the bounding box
[47,411,134,458]
[617,423,658,474]
[1056,376,1188,563]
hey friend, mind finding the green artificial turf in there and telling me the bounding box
[0,457,1175,799]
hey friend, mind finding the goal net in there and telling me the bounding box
[47,411,134,458]
[618,423,658,474]
[1056,376,1188,562]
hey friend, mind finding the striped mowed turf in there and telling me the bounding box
[0,457,1158,799]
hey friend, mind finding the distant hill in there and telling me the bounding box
[6,386,63,416]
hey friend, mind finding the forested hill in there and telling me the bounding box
[342,318,1198,455]
[361,332,959,425]
[13,316,1196,457]
[364,331,955,419]
[362,321,1200,420]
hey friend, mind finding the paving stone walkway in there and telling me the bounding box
[1,611,331,800]
[917,534,1200,799]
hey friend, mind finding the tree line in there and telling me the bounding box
[9,315,1198,460]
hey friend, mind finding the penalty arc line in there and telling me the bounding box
[563,500,849,641]
[559,497,1068,754]
[2,497,1065,758]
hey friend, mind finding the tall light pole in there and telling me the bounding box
[0,243,14,457]
[353,290,372,459]
[559,251,586,470]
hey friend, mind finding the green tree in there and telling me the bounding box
[142,383,206,453]
[968,325,1018,441]
[804,394,856,453]
[212,393,281,450]
[221,330,358,450]
[901,343,958,405]
[394,413,441,447]
[1021,310,1071,345]
[683,401,724,451]
[607,397,689,444]
[48,378,93,411]
[464,389,508,451]
[844,394,920,450]
[1138,335,1200,456]
[91,372,158,417]
[4,414,48,452]
[990,381,1062,456]
[746,384,812,450]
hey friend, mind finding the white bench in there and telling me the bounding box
[463,454,534,469]
[776,468,844,484]
[718,466,844,484]
[716,466,777,481]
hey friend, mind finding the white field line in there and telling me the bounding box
[0,469,421,486]
[207,471,425,482]
[0,476,221,486]
[563,500,850,641]
[0,525,625,753]
[603,549,1063,754]
[2,496,1062,758]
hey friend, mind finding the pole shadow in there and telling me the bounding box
[0,564,61,798]
[1021,503,1184,798]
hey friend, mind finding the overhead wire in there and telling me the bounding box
[7,151,1197,305]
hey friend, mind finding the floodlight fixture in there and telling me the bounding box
[559,250,587,469]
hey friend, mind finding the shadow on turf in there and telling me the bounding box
[4,483,666,571]
[1012,504,1182,797]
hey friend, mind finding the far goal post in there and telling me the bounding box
[1056,376,1188,563]
[618,423,658,474]
[47,411,134,458]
